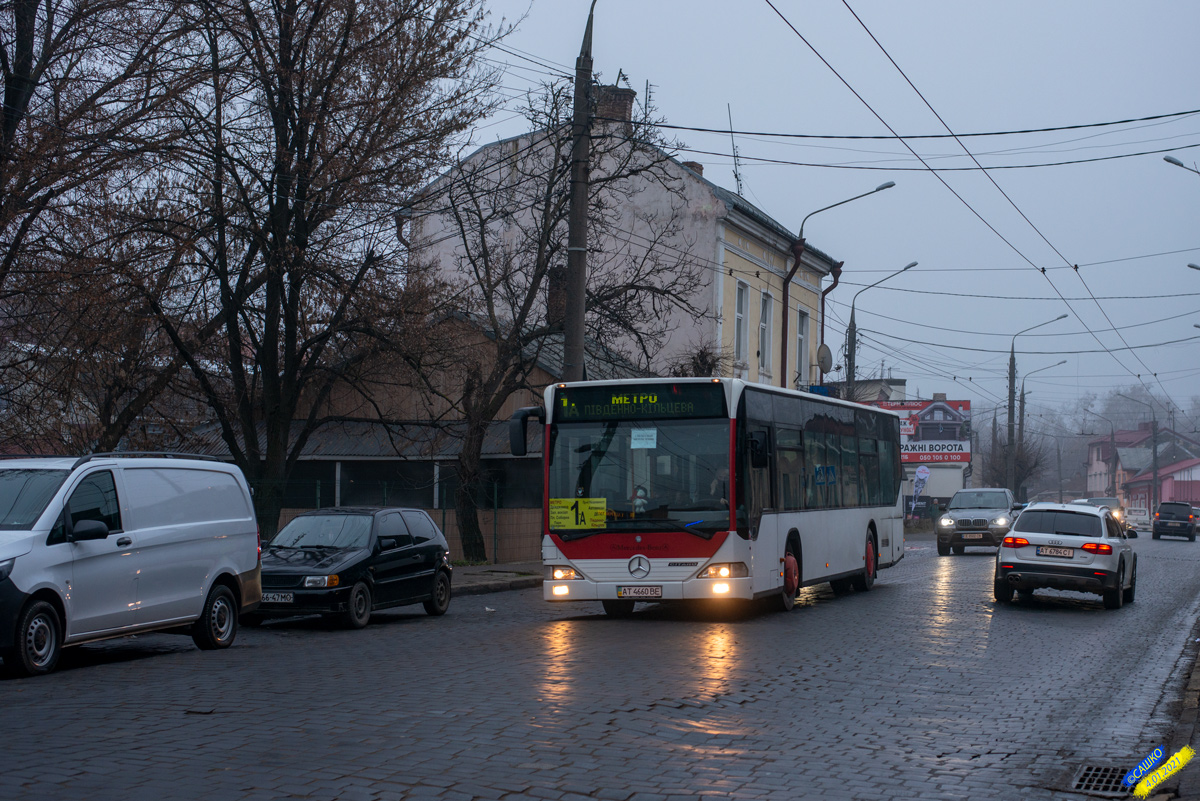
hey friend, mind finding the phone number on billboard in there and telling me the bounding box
[907,453,970,463]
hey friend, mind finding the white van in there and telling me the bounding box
[0,453,262,676]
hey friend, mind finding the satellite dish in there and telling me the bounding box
[817,344,833,374]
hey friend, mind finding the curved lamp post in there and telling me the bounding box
[845,261,917,402]
[1007,315,1068,492]
[1165,155,1200,177]
[782,181,895,389]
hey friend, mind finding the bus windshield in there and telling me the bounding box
[548,418,730,539]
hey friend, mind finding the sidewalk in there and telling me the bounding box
[452,561,543,596]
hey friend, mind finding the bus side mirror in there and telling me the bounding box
[748,431,769,469]
[509,406,545,457]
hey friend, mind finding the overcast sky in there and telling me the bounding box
[472,0,1200,435]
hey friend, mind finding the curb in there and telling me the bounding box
[454,576,542,597]
[1159,614,1200,799]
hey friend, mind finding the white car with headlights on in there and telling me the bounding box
[994,502,1136,609]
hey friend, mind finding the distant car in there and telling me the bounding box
[1070,496,1133,530]
[1152,502,1197,542]
[254,507,452,628]
[935,488,1019,555]
[994,502,1136,609]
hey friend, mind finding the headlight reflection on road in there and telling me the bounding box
[538,621,577,710]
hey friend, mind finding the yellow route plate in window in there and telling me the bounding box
[549,498,607,529]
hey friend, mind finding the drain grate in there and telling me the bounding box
[1071,765,1129,796]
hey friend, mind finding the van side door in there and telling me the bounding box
[58,470,140,637]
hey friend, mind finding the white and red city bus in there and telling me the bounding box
[510,378,905,615]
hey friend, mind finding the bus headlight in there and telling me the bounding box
[551,585,571,596]
[713,583,731,594]
[549,566,580,580]
[698,562,748,579]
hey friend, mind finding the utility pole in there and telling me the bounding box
[561,1,597,382]
[1006,347,1016,493]
[1152,418,1160,512]
[1057,439,1064,503]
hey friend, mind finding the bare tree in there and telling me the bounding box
[1,0,198,295]
[417,82,707,561]
[110,0,500,535]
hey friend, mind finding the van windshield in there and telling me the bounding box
[0,469,69,530]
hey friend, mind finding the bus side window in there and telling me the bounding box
[840,435,857,509]
[776,428,804,511]
[859,438,880,506]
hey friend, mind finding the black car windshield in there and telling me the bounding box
[948,491,1009,510]
[1014,509,1102,537]
[548,418,730,538]
[271,514,372,549]
[0,469,69,530]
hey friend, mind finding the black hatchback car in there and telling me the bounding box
[1152,502,1197,541]
[252,507,453,628]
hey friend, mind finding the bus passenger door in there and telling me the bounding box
[744,423,779,596]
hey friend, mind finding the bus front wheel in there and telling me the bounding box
[851,534,877,592]
[776,545,800,612]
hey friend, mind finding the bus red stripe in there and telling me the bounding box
[551,530,730,560]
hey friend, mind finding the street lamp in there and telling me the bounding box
[1007,315,1068,493]
[1082,408,1118,496]
[1117,393,1160,515]
[845,261,917,402]
[783,181,896,389]
[1165,155,1200,177]
[1018,359,1067,444]
[1190,264,1200,272]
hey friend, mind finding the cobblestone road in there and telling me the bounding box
[3,533,1200,800]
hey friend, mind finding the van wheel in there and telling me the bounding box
[192,584,238,650]
[423,571,452,616]
[850,534,876,592]
[340,582,372,629]
[6,601,63,676]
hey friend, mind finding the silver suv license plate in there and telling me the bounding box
[262,592,293,603]
[1036,546,1073,558]
[962,532,984,539]
[617,586,662,598]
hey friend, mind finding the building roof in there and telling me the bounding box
[191,419,544,461]
[1116,447,1152,474]
[1126,455,1200,484]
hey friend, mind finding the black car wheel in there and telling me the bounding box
[192,584,238,650]
[340,582,372,629]
[423,570,452,616]
[993,579,1013,604]
[6,601,63,676]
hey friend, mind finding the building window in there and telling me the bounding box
[735,282,748,363]
[796,309,809,387]
[758,292,772,374]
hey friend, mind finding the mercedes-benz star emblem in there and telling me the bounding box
[628,555,651,579]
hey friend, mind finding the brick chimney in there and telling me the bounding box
[681,161,704,177]
[933,393,947,402]
[595,85,636,134]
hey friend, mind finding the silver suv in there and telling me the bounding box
[994,502,1136,609]
[935,488,1019,555]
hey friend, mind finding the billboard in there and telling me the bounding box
[870,400,972,464]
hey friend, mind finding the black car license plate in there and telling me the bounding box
[262,592,293,603]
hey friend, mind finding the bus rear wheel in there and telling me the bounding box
[775,545,800,612]
[850,534,877,592]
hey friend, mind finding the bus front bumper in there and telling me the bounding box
[544,577,755,602]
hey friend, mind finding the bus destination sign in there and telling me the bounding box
[555,383,727,422]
